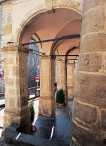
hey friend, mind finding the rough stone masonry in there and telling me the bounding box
[72,0,106,146]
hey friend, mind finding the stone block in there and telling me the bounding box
[16,87,20,96]
[17,98,21,108]
[4,115,9,124]
[12,66,19,76]
[4,66,10,76]
[19,52,28,64]
[81,6,105,36]
[21,96,28,106]
[4,125,18,144]
[4,57,15,65]
[80,33,106,53]
[3,24,12,35]
[73,98,97,125]
[68,86,74,99]
[8,97,16,108]
[74,72,106,107]
[4,77,15,86]
[101,109,106,131]
[12,132,63,146]
[19,65,27,77]
[53,0,83,13]
[78,53,102,72]
[21,106,29,116]
[72,122,104,146]
[7,13,11,23]
[14,116,21,124]
[83,0,106,13]
[39,97,55,118]
[20,87,28,98]
[20,77,27,87]
[20,112,30,126]
[45,0,52,11]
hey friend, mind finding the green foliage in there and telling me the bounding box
[28,100,35,123]
[56,89,65,104]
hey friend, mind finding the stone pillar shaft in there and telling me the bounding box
[72,0,106,145]
[2,46,31,134]
[67,63,74,99]
[56,60,67,104]
[39,56,55,117]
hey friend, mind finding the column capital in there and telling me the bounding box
[2,45,29,54]
[56,60,65,62]
[39,55,55,60]
[2,45,18,52]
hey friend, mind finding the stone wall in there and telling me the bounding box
[1,0,84,136]
[72,0,106,145]
[0,5,4,93]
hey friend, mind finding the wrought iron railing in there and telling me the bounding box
[0,86,40,108]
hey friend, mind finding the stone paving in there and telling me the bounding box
[0,95,73,146]
[32,99,73,146]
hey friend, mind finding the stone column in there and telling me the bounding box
[72,0,106,146]
[39,56,55,117]
[2,46,31,134]
[56,60,67,104]
[67,63,74,99]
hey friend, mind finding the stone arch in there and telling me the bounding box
[50,37,80,56]
[65,46,79,99]
[16,2,83,50]
[1,0,84,139]
[65,46,79,62]
[16,5,46,52]
[10,1,82,114]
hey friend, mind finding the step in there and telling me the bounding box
[4,125,69,146]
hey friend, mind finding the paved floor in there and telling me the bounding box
[0,95,73,146]
[32,98,73,146]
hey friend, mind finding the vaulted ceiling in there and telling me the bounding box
[22,8,82,62]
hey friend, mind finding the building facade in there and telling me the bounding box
[1,0,106,146]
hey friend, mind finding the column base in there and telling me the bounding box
[39,97,55,118]
[3,109,31,134]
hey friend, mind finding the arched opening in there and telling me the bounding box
[17,7,81,115]
[65,47,79,100]
[17,6,81,134]
[2,3,82,144]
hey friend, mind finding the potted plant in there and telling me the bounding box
[56,89,65,108]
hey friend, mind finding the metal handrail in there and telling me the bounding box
[0,86,40,107]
